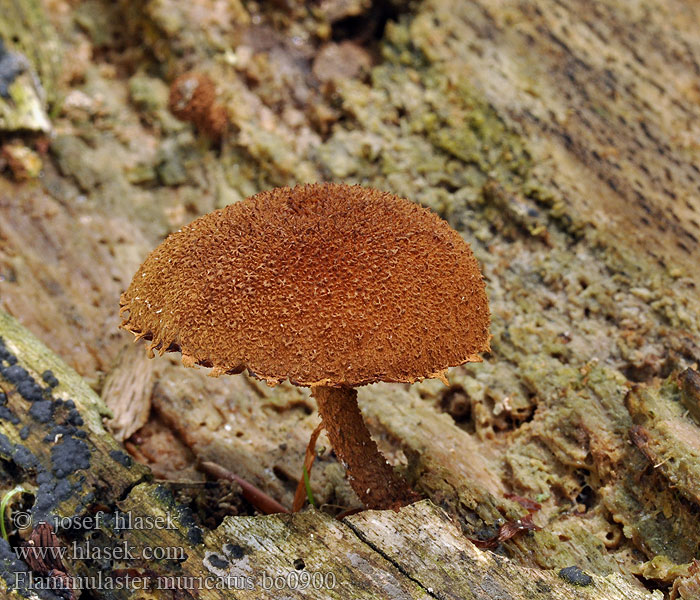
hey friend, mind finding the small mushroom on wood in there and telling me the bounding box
[119,183,490,510]
[168,71,227,141]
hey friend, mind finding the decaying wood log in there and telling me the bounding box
[1,0,700,598]
[0,312,664,599]
[101,343,155,442]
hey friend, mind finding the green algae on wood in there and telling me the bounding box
[627,377,700,507]
[359,381,649,583]
[0,71,51,133]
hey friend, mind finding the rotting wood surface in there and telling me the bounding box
[0,310,662,598]
[1,0,700,598]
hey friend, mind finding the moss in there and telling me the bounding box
[128,73,184,132]
[0,74,51,133]
[321,42,531,219]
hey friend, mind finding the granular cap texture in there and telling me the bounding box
[168,72,226,140]
[120,183,490,386]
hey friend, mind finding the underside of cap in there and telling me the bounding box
[119,183,490,387]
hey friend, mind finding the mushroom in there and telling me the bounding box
[119,183,490,510]
[168,71,227,141]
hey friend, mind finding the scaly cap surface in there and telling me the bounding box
[119,183,490,386]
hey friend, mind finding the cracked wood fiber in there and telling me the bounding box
[413,0,700,284]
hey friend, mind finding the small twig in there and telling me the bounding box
[504,493,542,513]
[293,421,325,512]
[335,507,363,520]
[152,479,209,485]
[199,461,289,514]
[123,441,149,464]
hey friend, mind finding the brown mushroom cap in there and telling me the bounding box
[120,183,490,386]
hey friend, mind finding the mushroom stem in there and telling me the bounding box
[312,385,420,510]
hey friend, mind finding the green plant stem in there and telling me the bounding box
[1,485,28,542]
[303,465,316,508]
